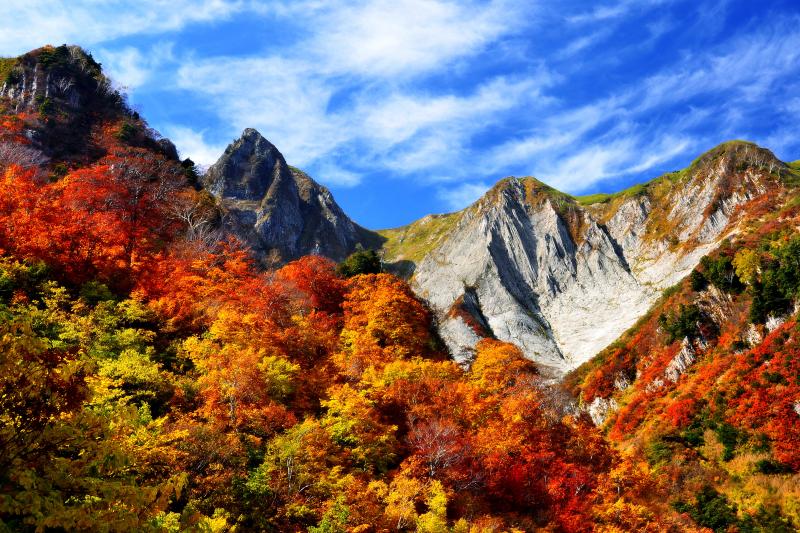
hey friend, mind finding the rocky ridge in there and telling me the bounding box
[383,141,788,375]
[0,45,178,164]
[203,128,379,265]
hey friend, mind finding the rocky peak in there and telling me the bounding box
[203,128,286,200]
[1,45,112,116]
[203,129,380,265]
[0,45,173,165]
[386,141,788,376]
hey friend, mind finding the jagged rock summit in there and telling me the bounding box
[381,141,793,376]
[203,128,378,265]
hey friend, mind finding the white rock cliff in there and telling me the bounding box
[402,142,780,375]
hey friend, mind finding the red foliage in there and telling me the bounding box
[665,397,699,428]
[275,255,346,315]
[0,145,185,287]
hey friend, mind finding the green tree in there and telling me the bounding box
[336,248,382,278]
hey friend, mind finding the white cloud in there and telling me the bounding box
[567,0,675,25]
[311,163,362,187]
[161,125,226,167]
[437,181,490,210]
[176,55,550,179]
[635,25,800,112]
[176,55,346,166]
[537,134,691,192]
[95,43,174,90]
[0,1,250,54]
[306,0,521,78]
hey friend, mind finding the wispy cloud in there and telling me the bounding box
[305,0,521,78]
[161,125,226,167]
[95,43,174,91]
[437,182,491,210]
[3,0,799,219]
[172,2,544,175]
[0,1,250,54]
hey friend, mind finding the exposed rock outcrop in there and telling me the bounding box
[385,142,786,375]
[587,396,619,426]
[203,128,379,265]
[0,44,177,164]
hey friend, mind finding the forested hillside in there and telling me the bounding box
[0,45,692,532]
[2,44,798,532]
[567,163,800,532]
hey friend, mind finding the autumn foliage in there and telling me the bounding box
[0,106,694,531]
[567,188,800,531]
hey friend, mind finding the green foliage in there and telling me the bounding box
[377,212,459,269]
[749,235,800,323]
[309,497,349,533]
[700,254,743,293]
[733,248,760,286]
[715,422,741,461]
[0,259,48,302]
[336,248,382,277]
[659,304,702,343]
[754,459,792,475]
[681,424,705,448]
[574,182,648,205]
[181,157,200,183]
[37,96,54,118]
[690,269,708,291]
[37,45,72,69]
[50,162,70,181]
[762,371,788,385]
[116,122,137,142]
[0,57,19,85]
[674,485,738,532]
[738,506,796,533]
[645,438,673,466]
[258,355,300,401]
[675,487,795,532]
[79,281,116,305]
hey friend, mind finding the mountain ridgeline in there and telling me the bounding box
[386,143,793,374]
[2,45,796,377]
[3,44,800,531]
[204,128,793,377]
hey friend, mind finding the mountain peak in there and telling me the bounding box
[203,133,379,265]
[1,45,109,112]
[204,128,287,201]
[400,139,791,372]
[240,127,266,140]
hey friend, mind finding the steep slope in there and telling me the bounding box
[1,45,690,531]
[563,168,800,530]
[203,128,380,266]
[383,142,789,374]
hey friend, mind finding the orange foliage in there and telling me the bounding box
[0,146,185,286]
[336,273,437,378]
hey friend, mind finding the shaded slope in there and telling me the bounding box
[203,128,381,266]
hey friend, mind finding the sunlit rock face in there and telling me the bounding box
[406,142,781,375]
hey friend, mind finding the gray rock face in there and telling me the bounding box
[1,45,105,116]
[408,142,783,376]
[203,129,375,265]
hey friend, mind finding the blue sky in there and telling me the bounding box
[2,1,799,229]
